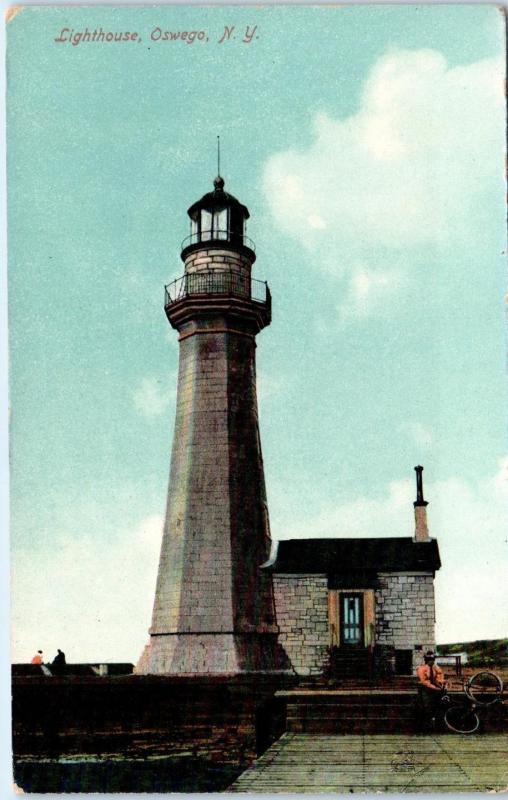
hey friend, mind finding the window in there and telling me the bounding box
[201,210,212,240]
[215,208,228,240]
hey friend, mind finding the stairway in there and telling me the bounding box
[326,647,372,679]
[281,690,418,735]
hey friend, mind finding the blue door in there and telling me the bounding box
[341,593,364,645]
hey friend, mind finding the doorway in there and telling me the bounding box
[340,593,364,646]
[395,649,413,675]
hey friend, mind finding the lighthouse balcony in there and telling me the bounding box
[164,269,271,331]
[165,269,270,307]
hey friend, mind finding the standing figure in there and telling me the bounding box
[31,650,43,664]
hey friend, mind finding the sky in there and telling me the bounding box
[7,5,508,664]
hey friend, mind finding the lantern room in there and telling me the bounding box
[181,176,256,262]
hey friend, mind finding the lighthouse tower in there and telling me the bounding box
[137,176,284,674]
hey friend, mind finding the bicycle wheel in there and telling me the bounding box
[465,671,503,705]
[444,705,480,734]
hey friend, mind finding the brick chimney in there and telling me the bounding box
[413,465,430,542]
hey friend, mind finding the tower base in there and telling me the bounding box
[135,633,293,675]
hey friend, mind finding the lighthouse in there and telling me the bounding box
[137,175,286,674]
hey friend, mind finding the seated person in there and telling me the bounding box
[416,650,445,724]
[52,649,66,666]
[51,649,66,673]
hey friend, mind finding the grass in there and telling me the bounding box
[437,638,508,668]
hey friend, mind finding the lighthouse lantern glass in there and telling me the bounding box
[185,184,250,251]
[229,207,244,240]
[201,210,212,241]
[199,207,230,241]
[215,207,228,240]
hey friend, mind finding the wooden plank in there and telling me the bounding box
[229,733,508,793]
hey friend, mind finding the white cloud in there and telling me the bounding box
[277,477,414,540]
[338,266,402,321]
[11,454,508,663]
[11,515,164,664]
[402,421,435,449]
[437,563,508,644]
[263,48,504,315]
[274,459,508,643]
[307,213,327,230]
[491,454,508,496]
[133,376,175,417]
[10,461,508,660]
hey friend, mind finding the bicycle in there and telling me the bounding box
[440,670,504,734]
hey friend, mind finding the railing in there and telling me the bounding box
[181,230,256,252]
[165,269,270,308]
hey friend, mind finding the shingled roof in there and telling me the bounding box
[263,537,441,574]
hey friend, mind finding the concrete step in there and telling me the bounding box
[280,692,416,705]
[298,678,418,689]
[283,689,420,734]
[287,705,416,721]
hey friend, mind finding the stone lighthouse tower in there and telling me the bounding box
[137,175,284,675]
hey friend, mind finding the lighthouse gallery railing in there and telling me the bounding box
[165,270,271,309]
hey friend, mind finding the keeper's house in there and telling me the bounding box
[263,466,441,677]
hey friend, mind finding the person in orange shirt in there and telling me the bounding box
[416,650,446,724]
[31,650,43,665]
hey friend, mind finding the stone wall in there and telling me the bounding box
[375,573,436,671]
[184,247,252,278]
[12,674,294,764]
[273,575,329,675]
[273,572,436,675]
[143,320,279,674]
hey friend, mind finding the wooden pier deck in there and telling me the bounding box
[229,733,508,793]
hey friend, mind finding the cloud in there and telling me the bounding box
[273,458,508,642]
[491,454,508,496]
[263,48,504,310]
[133,376,175,417]
[278,477,414,540]
[402,421,435,449]
[338,266,403,321]
[10,460,507,660]
[11,515,164,664]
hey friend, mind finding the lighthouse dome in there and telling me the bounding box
[187,175,250,220]
[181,176,254,260]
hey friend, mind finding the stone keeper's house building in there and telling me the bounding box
[265,521,441,677]
[264,467,441,678]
